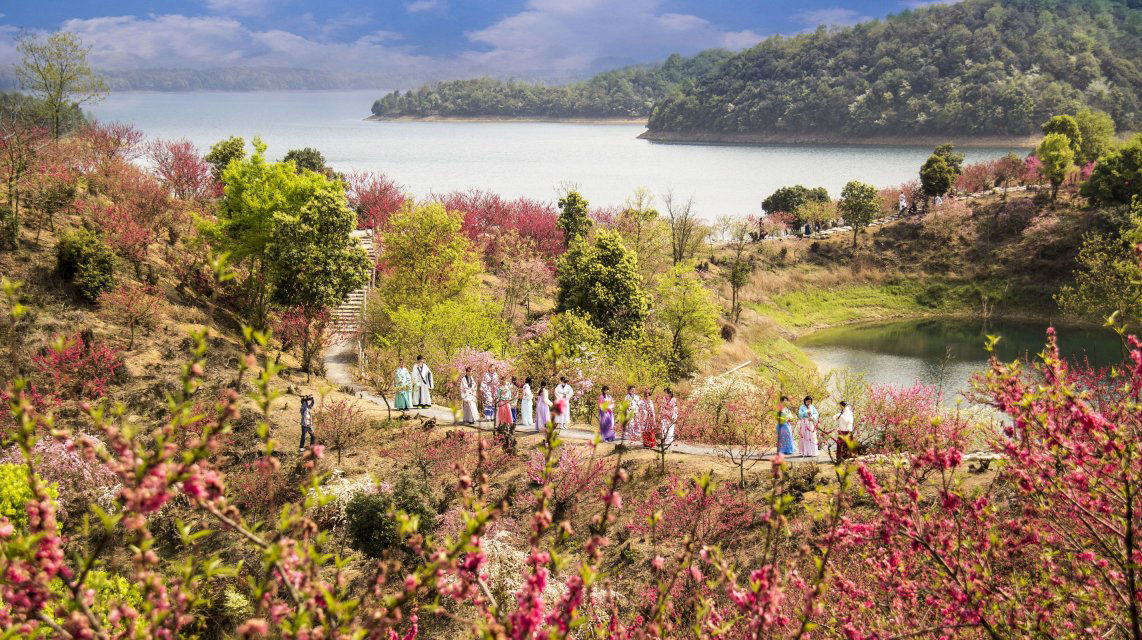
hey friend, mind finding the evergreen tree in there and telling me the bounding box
[557,190,592,248]
[556,230,648,339]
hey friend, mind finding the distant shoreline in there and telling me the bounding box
[365,114,647,125]
[638,129,1039,148]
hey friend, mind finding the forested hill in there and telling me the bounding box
[646,0,1141,139]
[369,49,734,119]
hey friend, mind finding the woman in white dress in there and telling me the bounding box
[660,388,677,446]
[623,385,641,444]
[519,376,535,429]
[797,396,820,457]
[459,366,479,425]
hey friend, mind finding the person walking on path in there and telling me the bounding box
[411,356,434,408]
[394,365,412,412]
[640,388,657,448]
[776,396,796,455]
[798,396,820,457]
[554,377,574,428]
[834,400,854,462]
[535,380,552,432]
[660,388,677,446]
[623,385,640,444]
[519,376,535,429]
[298,394,316,452]
[598,386,616,442]
[482,368,498,423]
[459,367,479,425]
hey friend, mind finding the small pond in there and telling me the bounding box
[796,317,1124,400]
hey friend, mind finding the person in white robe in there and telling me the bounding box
[459,367,479,425]
[519,376,535,429]
[481,369,498,422]
[623,385,641,444]
[660,388,678,446]
[411,355,434,408]
[553,377,574,427]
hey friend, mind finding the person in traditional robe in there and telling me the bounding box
[797,396,820,457]
[535,380,551,432]
[640,389,657,448]
[508,376,520,424]
[519,376,535,429]
[623,385,640,444]
[459,366,479,425]
[554,377,574,428]
[834,400,854,462]
[777,396,796,455]
[598,386,616,442]
[394,365,412,411]
[496,377,515,427]
[898,192,907,215]
[660,388,677,446]
[411,355,434,408]
[482,369,498,422]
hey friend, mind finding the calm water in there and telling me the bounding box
[797,318,1123,400]
[89,90,1024,216]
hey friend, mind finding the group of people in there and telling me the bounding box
[775,395,855,461]
[394,356,435,410]
[454,368,577,431]
[596,385,677,446]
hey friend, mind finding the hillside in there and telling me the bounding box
[646,0,1142,141]
[369,49,734,120]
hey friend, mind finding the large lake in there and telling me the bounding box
[89,90,1025,216]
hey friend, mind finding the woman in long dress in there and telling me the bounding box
[660,388,677,446]
[776,396,796,455]
[496,378,515,427]
[535,380,552,431]
[394,365,412,411]
[482,369,498,422]
[623,385,640,444]
[797,396,820,457]
[519,377,535,429]
[640,389,657,448]
[459,367,479,425]
[597,386,616,442]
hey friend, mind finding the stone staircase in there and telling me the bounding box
[332,229,377,343]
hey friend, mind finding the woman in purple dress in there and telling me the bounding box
[535,380,552,432]
[597,385,616,442]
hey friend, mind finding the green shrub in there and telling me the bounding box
[0,463,58,531]
[56,228,117,301]
[345,474,436,559]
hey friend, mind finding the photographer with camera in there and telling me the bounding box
[298,394,316,452]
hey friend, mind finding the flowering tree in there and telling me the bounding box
[32,332,121,402]
[683,375,774,485]
[147,138,214,201]
[98,281,163,349]
[345,170,406,230]
[274,307,342,379]
[314,398,368,465]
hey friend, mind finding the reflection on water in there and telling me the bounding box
[797,318,1122,399]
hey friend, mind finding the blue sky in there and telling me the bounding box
[0,0,959,82]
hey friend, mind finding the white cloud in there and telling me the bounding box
[463,0,761,78]
[792,8,872,29]
[404,0,447,13]
[203,0,277,17]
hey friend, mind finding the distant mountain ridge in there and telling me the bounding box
[645,0,1141,139]
[369,50,735,120]
[0,67,398,92]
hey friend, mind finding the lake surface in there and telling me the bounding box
[797,318,1123,400]
[89,90,1025,217]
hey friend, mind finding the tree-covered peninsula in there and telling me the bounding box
[646,0,1141,141]
[370,49,733,120]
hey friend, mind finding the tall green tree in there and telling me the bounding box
[933,144,964,176]
[1074,109,1116,165]
[1057,200,1142,331]
[839,181,880,250]
[379,202,481,310]
[14,32,106,139]
[761,185,829,216]
[283,147,328,174]
[654,263,719,378]
[1082,134,1142,206]
[617,187,670,281]
[920,154,955,200]
[213,138,365,326]
[1042,115,1083,158]
[556,230,648,339]
[1037,133,1075,201]
[719,217,754,322]
[557,190,592,248]
[204,136,246,179]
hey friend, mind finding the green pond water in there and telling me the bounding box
[796,317,1123,400]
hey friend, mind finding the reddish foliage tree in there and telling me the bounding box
[98,281,163,349]
[78,121,145,168]
[433,189,564,264]
[273,307,342,378]
[345,170,406,230]
[83,200,154,277]
[147,139,214,201]
[0,120,49,246]
[31,332,122,402]
[314,398,368,465]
